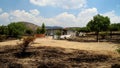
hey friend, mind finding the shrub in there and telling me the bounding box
[55,30,61,36]
[19,36,35,54]
[55,30,62,40]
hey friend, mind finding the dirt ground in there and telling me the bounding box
[0,36,119,56]
[34,36,119,56]
[0,36,120,68]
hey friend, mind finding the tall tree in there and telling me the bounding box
[41,23,46,34]
[87,14,110,41]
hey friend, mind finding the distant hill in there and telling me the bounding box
[46,26,63,29]
[18,22,40,31]
[18,22,63,30]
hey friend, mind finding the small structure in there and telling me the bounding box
[46,26,77,39]
[46,26,63,36]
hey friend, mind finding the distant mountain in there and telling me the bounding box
[46,26,63,29]
[18,22,63,30]
[19,21,40,31]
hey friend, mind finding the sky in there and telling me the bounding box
[0,0,120,27]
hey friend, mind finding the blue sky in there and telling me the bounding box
[0,0,120,27]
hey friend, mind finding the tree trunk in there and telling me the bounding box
[96,31,99,42]
[110,31,112,40]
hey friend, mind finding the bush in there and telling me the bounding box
[55,30,62,40]
[19,36,35,54]
[55,30,61,36]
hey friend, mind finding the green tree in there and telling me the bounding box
[36,23,46,34]
[110,23,120,31]
[0,25,8,35]
[36,27,41,34]
[87,14,110,41]
[55,30,62,39]
[78,27,90,32]
[25,28,33,35]
[7,22,26,38]
[41,23,46,34]
[109,23,120,38]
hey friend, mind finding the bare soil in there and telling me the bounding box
[0,37,120,68]
[0,45,120,68]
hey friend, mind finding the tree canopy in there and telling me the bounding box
[0,25,8,35]
[7,22,26,37]
[41,23,46,34]
[87,14,110,32]
[109,23,120,31]
[36,23,46,34]
[87,14,110,41]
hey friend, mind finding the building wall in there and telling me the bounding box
[46,29,63,36]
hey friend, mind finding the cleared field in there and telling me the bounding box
[0,36,119,56]
[0,37,120,68]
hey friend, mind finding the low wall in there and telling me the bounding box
[34,34,45,38]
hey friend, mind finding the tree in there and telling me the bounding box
[109,23,120,31]
[0,25,8,35]
[36,27,41,34]
[55,30,62,39]
[25,29,33,35]
[36,23,46,34]
[7,22,26,38]
[78,27,90,32]
[19,36,35,56]
[87,14,110,41]
[41,23,46,34]
[109,23,120,38]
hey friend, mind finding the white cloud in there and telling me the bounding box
[0,12,10,25]
[103,11,120,23]
[10,9,42,24]
[30,0,87,9]
[0,8,120,27]
[0,8,102,27]
[29,9,40,16]
[77,8,98,26]
[0,8,2,13]
[44,8,98,27]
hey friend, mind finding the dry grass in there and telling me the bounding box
[0,36,120,68]
[0,45,120,68]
